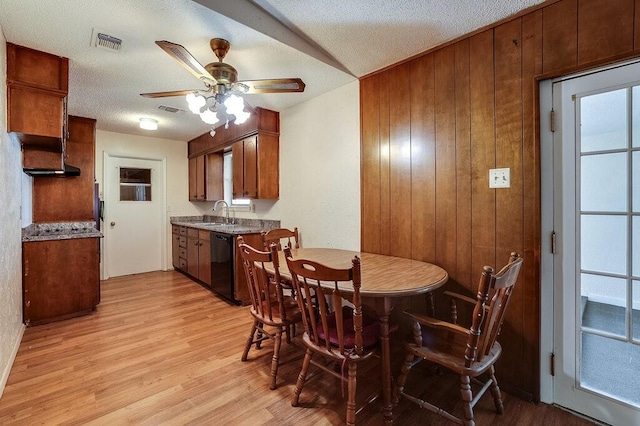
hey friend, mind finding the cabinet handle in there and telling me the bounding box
[25,300,31,307]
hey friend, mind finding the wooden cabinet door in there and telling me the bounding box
[205,153,223,201]
[23,238,99,326]
[198,232,211,286]
[243,136,258,198]
[232,141,244,198]
[233,233,263,305]
[188,157,198,201]
[195,155,205,199]
[33,116,96,222]
[187,234,199,277]
[171,227,180,268]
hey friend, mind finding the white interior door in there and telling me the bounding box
[105,155,165,278]
[546,61,640,425]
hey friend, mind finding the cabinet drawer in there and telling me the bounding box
[179,236,187,248]
[178,257,188,270]
[187,228,199,238]
[179,247,187,259]
[172,225,180,234]
[179,226,187,236]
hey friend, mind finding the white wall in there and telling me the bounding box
[253,80,361,250]
[0,28,26,397]
[95,130,202,276]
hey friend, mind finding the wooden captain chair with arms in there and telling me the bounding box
[285,247,381,426]
[394,252,523,426]
[237,237,302,390]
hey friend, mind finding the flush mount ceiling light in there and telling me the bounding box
[139,118,158,130]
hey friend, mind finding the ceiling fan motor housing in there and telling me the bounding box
[205,61,237,85]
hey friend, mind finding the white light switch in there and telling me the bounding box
[489,168,510,188]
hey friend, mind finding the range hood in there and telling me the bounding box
[23,163,81,177]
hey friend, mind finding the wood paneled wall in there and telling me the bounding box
[360,0,640,401]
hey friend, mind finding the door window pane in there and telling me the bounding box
[581,89,628,152]
[634,151,640,213]
[581,152,627,212]
[120,167,151,201]
[581,214,627,274]
[633,86,639,148]
[633,280,640,341]
[581,273,626,336]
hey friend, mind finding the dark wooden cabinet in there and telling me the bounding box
[23,238,100,326]
[172,225,188,270]
[32,116,96,222]
[232,133,278,199]
[188,153,223,202]
[233,233,263,305]
[186,228,211,286]
[6,42,69,169]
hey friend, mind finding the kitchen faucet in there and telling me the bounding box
[213,200,231,224]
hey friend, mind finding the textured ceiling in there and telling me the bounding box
[0,0,545,141]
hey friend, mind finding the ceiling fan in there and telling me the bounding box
[141,38,305,126]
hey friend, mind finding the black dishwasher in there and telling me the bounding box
[210,232,236,304]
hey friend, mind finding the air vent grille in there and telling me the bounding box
[157,105,185,114]
[91,29,122,52]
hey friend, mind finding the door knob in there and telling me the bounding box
[110,221,116,227]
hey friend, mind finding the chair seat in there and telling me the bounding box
[252,295,302,323]
[318,306,381,349]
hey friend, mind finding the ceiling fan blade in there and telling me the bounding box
[155,40,216,83]
[234,78,306,94]
[140,90,199,98]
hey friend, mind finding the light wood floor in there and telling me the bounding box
[0,270,596,425]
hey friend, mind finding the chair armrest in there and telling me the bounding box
[404,311,469,336]
[443,291,477,306]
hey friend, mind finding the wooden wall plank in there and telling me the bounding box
[578,0,634,64]
[409,54,436,263]
[434,46,457,273]
[388,63,412,259]
[454,40,472,288]
[360,75,381,253]
[469,29,496,278]
[494,17,526,395]
[522,8,544,402]
[379,71,392,255]
[542,0,577,73]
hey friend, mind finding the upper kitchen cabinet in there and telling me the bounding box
[32,116,96,223]
[6,43,69,171]
[188,153,223,201]
[187,107,280,201]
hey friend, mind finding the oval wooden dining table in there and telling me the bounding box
[265,247,449,425]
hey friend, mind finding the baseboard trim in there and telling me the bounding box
[0,323,25,399]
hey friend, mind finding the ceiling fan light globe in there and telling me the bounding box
[199,109,219,125]
[224,94,244,116]
[186,93,206,113]
[234,110,250,125]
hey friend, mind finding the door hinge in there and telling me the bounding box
[550,109,556,133]
[551,352,555,376]
[551,231,556,254]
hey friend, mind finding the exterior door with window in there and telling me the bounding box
[548,62,640,425]
[105,155,164,278]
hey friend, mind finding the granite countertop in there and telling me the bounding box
[170,215,280,236]
[22,221,103,242]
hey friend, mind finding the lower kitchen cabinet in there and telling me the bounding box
[172,225,187,270]
[23,237,100,326]
[186,228,211,286]
[233,233,263,305]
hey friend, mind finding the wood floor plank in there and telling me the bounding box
[0,270,596,425]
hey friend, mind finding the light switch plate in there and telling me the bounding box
[489,168,510,188]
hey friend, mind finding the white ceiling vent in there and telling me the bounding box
[91,29,122,52]
[157,105,185,114]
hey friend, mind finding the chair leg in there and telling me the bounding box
[270,328,283,390]
[488,365,504,414]
[241,319,258,362]
[256,322,264,349]
[460,374,475,426]
[292,348,313,407]
[393,352,418,404]
[346,362,357,426]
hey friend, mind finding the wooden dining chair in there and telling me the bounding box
[262,227,300,251]
[394,252,523,426]
[285,248,380,426]
[237,237,302,390]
